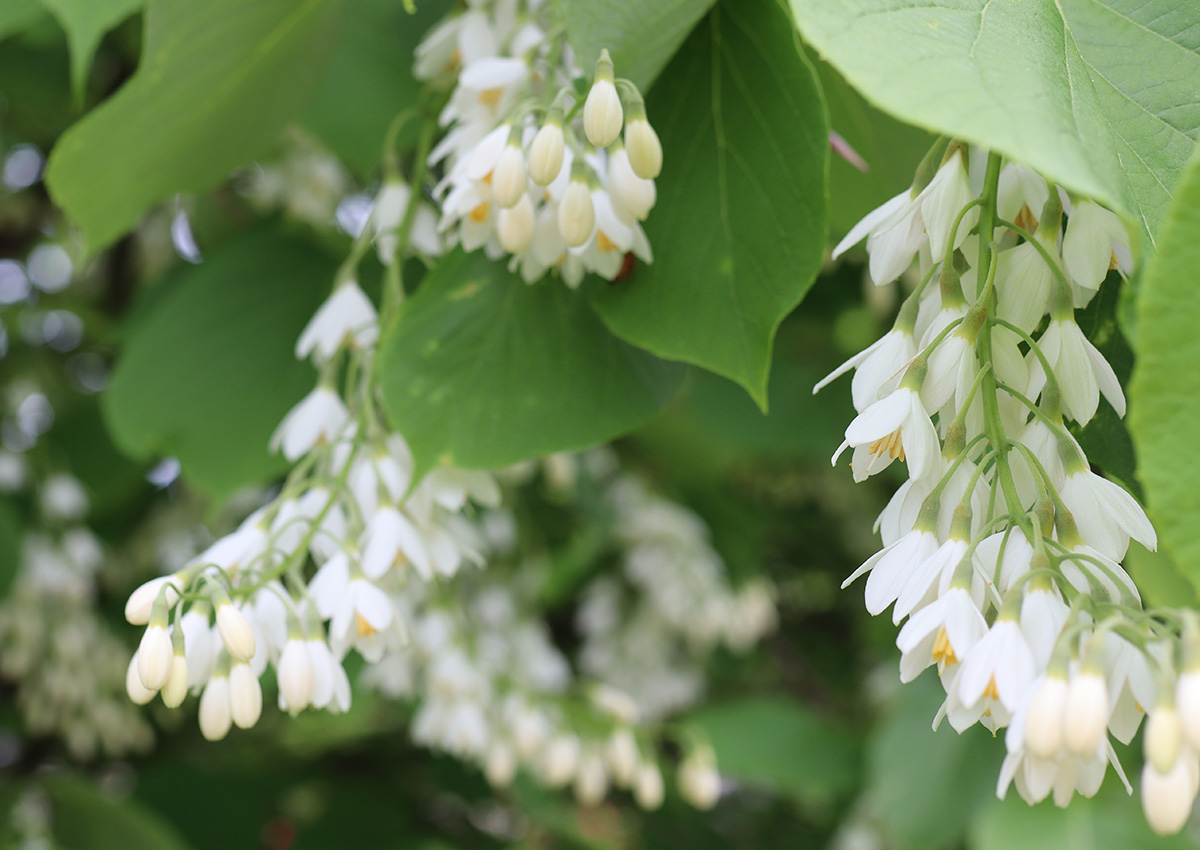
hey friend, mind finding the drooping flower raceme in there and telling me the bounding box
[416,3,661,287]
[819,142,1196,835]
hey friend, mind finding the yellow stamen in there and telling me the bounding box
[1109,251,1120,271]
[596,230,617,252]
[869,429,906,462]
[1014,203,1038,233]
[356,613,378,638]
[469,201,490,223]
[932,628,957,666]
[983,675,1000,701]
[478,87,504,107]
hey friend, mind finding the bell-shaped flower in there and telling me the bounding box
[1062,200,1132,292]
[842,527,939,618]
[921,149,978,260]
[957,617,1037,715]
[814,325,917,413]
[832,189,926,286]
[271,386,350,462]
[1026,317,1125,426]
[895,586,987,682]
[833,386,940,483]
[1059,468,1156,562]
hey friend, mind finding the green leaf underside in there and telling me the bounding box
[379,249,684,476]
[40,775,194,850]
[45,0,343,253]
[0,0,47,41]
[692,696,859,803]
[590,0,829,410]
[39,0,144,101]
[102,228,336,498]
[301,0,448,178]
[556,0,715,91]
[1129,144,1200,590]
[792,0,1200,248]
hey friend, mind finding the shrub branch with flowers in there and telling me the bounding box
[3,0,1200,846]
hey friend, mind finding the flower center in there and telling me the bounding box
[869,430,906,462]
[355,613,378,638]
[596,230,617,252]
[469,202,490,223]
[478,87,504,107]
[1014,203,1038,233]
[931,628,957,666]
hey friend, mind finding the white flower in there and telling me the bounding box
[921,150,977,260]
[125,575,183,625]
[307,638,351,713]
[923,325,975,413]
[271,386,350,462]
[136,624,172,690]
[309,555,396,662]
[583,78,623,148]
[374,180,440,261]
[1058,544,1140,606]
[895,586,987,682]
[199,673,232,741]
[1024,674,1068,758]
[181,608,215,688]
[361,505,432,581]
[1019,586,1069,669]
[625,118,662,179]
[574,750,609,806]
[679,750,721,809]
[229,663,262,729]
[542,734,582,786]
[41,474,88,520]
[485,741,517,787]
[1059,469,1156,562]
[634,762,665,810]
[1026,317,1125,426]
[995,241,1055,334]
[161,653,188,708]
[997,163,1049,230]
[1141,754,1199,836]
[528,122,565,186]
[558,179,595,247]
[125,657,156,705]
[957,618,1036,714]
[891,536,969,625]
[842,527,938,619]
[492,142,527,208]
[277,638,314,714]
[295,282,378,361]
[1177,670,1200,752]
[497,193,536,253]
[216,601,257,662]
[1146,702,1185,774]
[832,190,925,286]
[813,326,917,413]
[607,147,656,222]
[1063,670,1109,756]
[1062,200,1131,291]
[832,386,940,483]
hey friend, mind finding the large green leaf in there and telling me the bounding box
[590,0,829,409]
[41,775,194,850]
[869,676,1002,850]
[45,0,343,253]
[301,0,447,178]
[556,0,714,91]
[968,786,1194,850]
[378,249,684,475]
[692,695,859,805]
[38,0,143,101]
[0,0,47,41]
[1130,144,1200,589]
[792,0,1200,247]
[102,228,336,497]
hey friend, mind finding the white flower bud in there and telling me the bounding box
[605,728,639,787]
[583,74,623,148]
[125,657,156,705]
[199,675,232,741]
[608,148,656,222]
[513,706,550,758]
[485,741,517,788]
[277,639,314,714]
[679,750,721,810]
[633,761,664,811]
[216,602,256,662]
[161,653,189,709]
[574,751,608,807]
[624,118,662,179]
[558,180,594,247]
[125,575,182,625]
[528,122,565,186]
[492,144,527,209]
[1176,669,1200,752]
[541,734,581,787]
[1142,758,1198,836]
[498,194,536,254]
[136,625,172,690]
[1147,702,1185,775]
[1025,675,1068,758]
[229,662,262,729]
[1064,671,1109,756]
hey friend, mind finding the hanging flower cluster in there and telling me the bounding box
[819,141,1197,835]
[121,168,765,807]
[416,0,661,286]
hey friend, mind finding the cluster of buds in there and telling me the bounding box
[416,0,662,285]
[819,140,1198,835]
